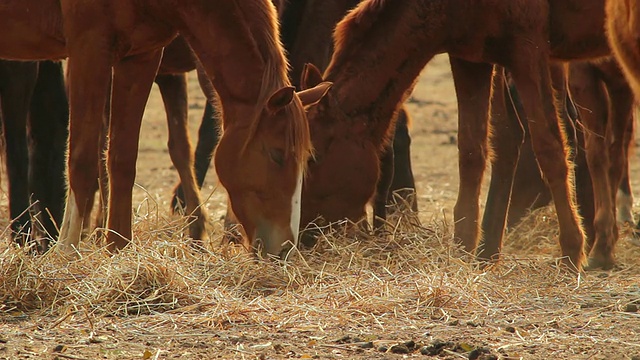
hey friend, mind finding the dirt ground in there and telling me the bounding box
[1,54,640,359]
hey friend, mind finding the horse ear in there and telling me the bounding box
[267,86,296,112]
[300,63,325,90]
[297,81,332,107]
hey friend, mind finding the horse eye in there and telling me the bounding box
[268,148,285,167]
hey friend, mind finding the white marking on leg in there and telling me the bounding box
[58,191,84,255]
[290,169,303,246]
[616,189,634,224]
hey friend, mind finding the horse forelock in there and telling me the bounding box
[236,0,312,173]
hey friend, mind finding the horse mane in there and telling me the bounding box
[328,0,389,77]
[236,0,312,171]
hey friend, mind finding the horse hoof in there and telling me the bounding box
[584,256,616,271]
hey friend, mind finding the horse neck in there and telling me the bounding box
[325,0,446,148]
[174,0,290,127]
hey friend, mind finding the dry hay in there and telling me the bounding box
[0,202,640,359]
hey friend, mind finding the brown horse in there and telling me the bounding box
[0,0,330,258]
[300,0,618,270]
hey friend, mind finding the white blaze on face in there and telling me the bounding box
[58,191,84,255]
[290,168,303,245]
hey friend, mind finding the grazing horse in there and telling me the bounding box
[0,60,68,252]
[0,0,330,258]
[300,0,617,270]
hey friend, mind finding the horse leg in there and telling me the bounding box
[171,100,219,213]
[58,51,111,253]
[601,66,636,226]
[171,69,220,213]
[193,67,220,191]
[155,72,209,244]
[554,65,596,250]
[105,50,163,251]
[27,60,69,251]
[509,55,585,270]
[0,61,38,248]
[507,77,552,228]
[194,102,219,188]
[388,107,418,212]
[477,67,524,261]
[449,58,493,254]
[569,62,618,269]
[373,135,394,234]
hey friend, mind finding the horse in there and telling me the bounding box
[299,0,619,271]
[0,60,68,252]
[0,0,331,258]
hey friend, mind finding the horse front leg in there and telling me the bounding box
[28,60,69,251]
[509,53,586,270]
[449,58,493,255]
[156,72,209,246]
[171,70,220,213]
[388,107,418,212]
[373,136,394,234]
[58,51,111,254]
[105,50,163,251]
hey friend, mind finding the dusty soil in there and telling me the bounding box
[1,54,640,360]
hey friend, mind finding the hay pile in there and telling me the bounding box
[1,204,639,359]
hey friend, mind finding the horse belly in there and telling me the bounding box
[0,3,66,60]
[0,32,66,60]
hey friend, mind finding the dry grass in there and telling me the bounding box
[1,203,640,359]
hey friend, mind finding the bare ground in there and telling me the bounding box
[1,55,640,359]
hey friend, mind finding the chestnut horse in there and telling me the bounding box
[300,0,619,270]
[0,60,68,252]
[0,0,330,257]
